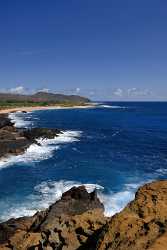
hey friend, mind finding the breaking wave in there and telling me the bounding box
[8,111,33,128]
[0,179,151,221]
[0,131,82,169]
[98,105,127,109]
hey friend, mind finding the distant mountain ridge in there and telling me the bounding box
[0,91,90,104]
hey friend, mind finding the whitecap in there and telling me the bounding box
[0,180,103,221]
[8,112,33,128]
[0,179,149,221]
[99,105,127,109]
[156,168,167,175]
[98,190,134,216]
[0,131,82,169]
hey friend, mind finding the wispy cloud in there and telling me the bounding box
[114,88,123,97]
[127,88,152,97]
[75,88,80,93]
[37,88,50,93]
[8,86,26,94]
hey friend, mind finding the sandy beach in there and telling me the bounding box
[0,104,96,114]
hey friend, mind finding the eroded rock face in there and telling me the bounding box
[0,186,106,250]
[1,115,167,250]
[96,180,167,250]
[0,114,61,158]
[1,181,167,250]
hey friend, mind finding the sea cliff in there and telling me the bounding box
[0,181,167,250]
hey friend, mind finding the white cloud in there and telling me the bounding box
[9,86,25,94]
[38,88,50,93]
[127,88,137,96]
[127,88,152,97]
[75,88,80,93]
[114,88,123,97]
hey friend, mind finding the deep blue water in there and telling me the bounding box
[0,102,167,220]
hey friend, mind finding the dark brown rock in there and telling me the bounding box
[0,186,106,250]
[23,127,61,140]
[0,114,61,159]
[1,181,167,250]
[0,115,14,129]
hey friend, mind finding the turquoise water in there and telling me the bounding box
[0,102,167,221]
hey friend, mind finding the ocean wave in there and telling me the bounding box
[0,179,149,221]
[8,112,33,128]
[99,105,127,109]
[156,168,167,175]
[0,131,82,169]
[0,180,103,221]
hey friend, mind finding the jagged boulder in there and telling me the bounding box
[0,186,106,250]
[23,127,61,140]
[0,114,62,159]
[0,115,14,129]
[96,180,167,250]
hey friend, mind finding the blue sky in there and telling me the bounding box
[0,0,167,100]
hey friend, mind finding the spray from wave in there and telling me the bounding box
[0,131,82,169]
[0,179,152,221]
[8,112,33,128]
[99,105,127,109]
[1,112,82,169]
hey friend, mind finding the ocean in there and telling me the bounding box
[0,102,167,221]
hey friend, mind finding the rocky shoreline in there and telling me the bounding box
[0,113,62,159]
[0,181,167,250]
[0,114,167,249]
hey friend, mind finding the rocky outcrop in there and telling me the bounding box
[0,186,106,250]
[1,181,167,250]
[0,115,14,129]
[96,180,167,250]
[0,114,61,158]
[23,127,62,140]
[1,115,167,249]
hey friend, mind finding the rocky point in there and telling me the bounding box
[0,181,167,249]
[0,114,61,159]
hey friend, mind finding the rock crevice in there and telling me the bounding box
[0,181,167,249]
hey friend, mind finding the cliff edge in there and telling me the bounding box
[0,181,167,249]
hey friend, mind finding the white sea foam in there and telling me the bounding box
[8,112,33,128]
[99,105,127,109]
[156,168,167,175]
[0,131,82,169]
[0,180,103,221]
[0,179,144,221]
[99,190,135,216]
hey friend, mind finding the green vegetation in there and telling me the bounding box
[0,101,49,109]
[0,91,90,110]
[0,100,88,110]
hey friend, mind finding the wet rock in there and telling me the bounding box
[0,114,61,159]
[0,115,14,129]
[23,127,61,140]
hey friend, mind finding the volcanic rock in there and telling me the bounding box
[0,186,106,250]
[0,114,61,159]
[96,180,167,250]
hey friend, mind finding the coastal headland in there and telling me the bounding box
[0,91,96,114]
[0,114,167,249]
[0,113,62,159]
[0,180,167,250]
